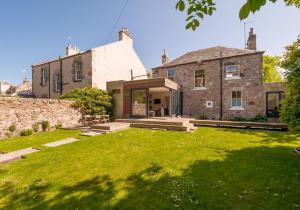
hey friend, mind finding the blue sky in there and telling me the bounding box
[0,0,299,84]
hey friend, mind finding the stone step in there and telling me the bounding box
[130,123,189,132]
[115,119,188,126]
[0,147,40,164]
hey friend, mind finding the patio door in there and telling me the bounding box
[131,89,148,117]
[266,91,284,118]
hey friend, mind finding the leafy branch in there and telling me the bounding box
[176,0,300,30]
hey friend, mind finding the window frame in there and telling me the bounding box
[225,65,241,80]
[167,68,176,81]
[54,73,61,92]
[231,90,243,109]
[74,61,82,81]
[194,69,206,89]
[41,67,48,85]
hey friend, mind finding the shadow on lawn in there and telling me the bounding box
[1,146,300,210]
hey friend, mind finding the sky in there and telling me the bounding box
[0,0,299,84]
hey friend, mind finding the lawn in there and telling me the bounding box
[0,127,299,210]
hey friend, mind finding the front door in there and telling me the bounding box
[131,89,148,118]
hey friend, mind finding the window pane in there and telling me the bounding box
[195,70,205,87]
[226,65,240,77]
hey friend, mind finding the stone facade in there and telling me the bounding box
[152,53,265,120]
[0,98,81,139]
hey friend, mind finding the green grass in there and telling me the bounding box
[0,127,299,210]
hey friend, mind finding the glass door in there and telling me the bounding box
[266,92,284,118]
[131,89,148,117]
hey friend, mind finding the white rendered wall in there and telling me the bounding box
[92,40,147,90]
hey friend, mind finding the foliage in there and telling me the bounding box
[252,115,268,122]
[8,124,16,133]
[176,0,300,30]
[0,128,299,209]
[32,123,40,132]
[199,113,207,119]
[55,123,62,129]
[20,129,33,136]
[231,115,268,122]
[231,116,247,121]
[280,38,300,132]
[60,87,114,116]
[41,121,50,132]
[263,55,284,82]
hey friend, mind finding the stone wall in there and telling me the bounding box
[152,53,265,120]
[0,97,81,139]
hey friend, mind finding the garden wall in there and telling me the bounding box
[0,97,81,139]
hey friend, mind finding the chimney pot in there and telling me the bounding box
[162,49,169,64]
[247,28,257,50]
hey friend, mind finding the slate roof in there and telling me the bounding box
[153,46,264,69]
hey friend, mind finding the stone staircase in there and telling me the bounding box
[115,118,196,132]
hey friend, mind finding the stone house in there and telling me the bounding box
[108,28,285,120]
[32,28,147,99]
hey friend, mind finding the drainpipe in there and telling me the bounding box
[220,51,223,120]
[48,63,51,99]
[59,56,63,95]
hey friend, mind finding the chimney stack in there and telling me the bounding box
[66,44,80,56]
[247,28,257,50]
[162,49,169,64]
[119,27,133,46]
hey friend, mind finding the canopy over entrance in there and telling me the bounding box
[123,78,181,118]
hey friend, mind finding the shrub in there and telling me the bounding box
[60,87,114,116]
[32,123,40,132]
[41,121,50,132]
[231,116,247,121]
[8,124,16,132]
[199,113,207,120]
[55,123,62,129]
[280,38,300,132]
[251,115,268,123]
[20,129,33,136]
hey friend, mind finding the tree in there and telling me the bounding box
[176,0,300,30]
[60,87,114,116]
[263,55,284,82]
[280,38,300,132]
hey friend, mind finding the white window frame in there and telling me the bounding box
[74,61,82,81]
[225,65,241,80]
[41,67,48,85]
[167,68,176,81]
[55,73,61,92]
[206,101,213,108]
[194,69,206,90]
[230,90,244,110]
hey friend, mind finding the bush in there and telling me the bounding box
[60,87,114,116]
[32,123,40,132]
[199,113,207,120]
[280,38,300,132]
[8,124,16,132]
[231,116,247,121]
[55,123,62,129]
[20,129,33,136]
[251,115,268,123]
[41,121,50,132]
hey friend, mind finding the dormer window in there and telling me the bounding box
[225,65,240,79]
